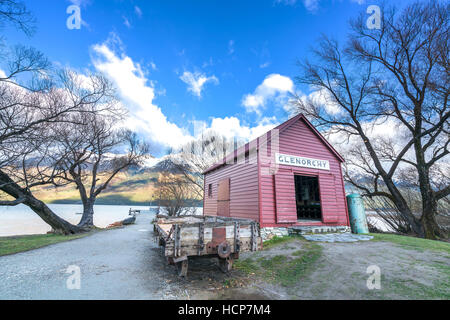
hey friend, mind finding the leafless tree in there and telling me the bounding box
[155,172,192,217]
[47,104,150,229]
[291,1,449,239]
[0,69,130,234]
[0,0,35,37]
[171,131,237,200]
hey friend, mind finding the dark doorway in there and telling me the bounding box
[294,175,322,220]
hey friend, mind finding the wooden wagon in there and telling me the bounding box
[154,215,262,277]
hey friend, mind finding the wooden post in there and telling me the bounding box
[234,221,240,253]
[176,259,188,277]
[198,222,204,255]
[174,224,180,257]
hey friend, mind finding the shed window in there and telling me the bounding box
[294,175,322,220]
[208,183,212,197]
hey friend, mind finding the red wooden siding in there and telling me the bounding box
[203,151,259,221]
[259,117,348,227]
[203,114,349,228]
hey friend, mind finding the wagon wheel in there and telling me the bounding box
[176,259,189,277]
[218,257,233,273]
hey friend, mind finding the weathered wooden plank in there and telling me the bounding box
[163,236,261,257]
[156,215,262,258]
[179,225,252,241]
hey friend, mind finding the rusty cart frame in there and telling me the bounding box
[154,215,262,277]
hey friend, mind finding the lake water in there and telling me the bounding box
[0,204,155,236]
[0,204,205,236]
[0,204,388,237]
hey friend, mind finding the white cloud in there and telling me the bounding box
[91,37,192,149]
[134,6,143,18]
[242,74,294,115]
[275,0,298,6]
[123,16,131,28]
[259,62,271,69]
[302,0,319,12]
[179,71,219,98]
[275,0,365,12]
[193,116,278,143]
[90,35,280,154]
[149,61,157,71]
[202,57,214,68]
[228,40,235,55]
[308,87,342,115]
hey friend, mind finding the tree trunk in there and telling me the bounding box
[0,170,83,235]
[420,192,443,239]
[413,138,443,240]
[78,198,95,229]
[383,180,425,237]
[24,195,84,234]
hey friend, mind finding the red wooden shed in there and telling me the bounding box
[203,114,350,235]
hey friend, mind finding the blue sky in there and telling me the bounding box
[3,0,412,156]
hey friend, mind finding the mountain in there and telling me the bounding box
[146,157,184,174]
[33,157,198,206]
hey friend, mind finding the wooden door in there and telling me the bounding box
[217,178,230,217]
[274,172,297,223]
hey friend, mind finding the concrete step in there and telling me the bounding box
[288,225,350,235]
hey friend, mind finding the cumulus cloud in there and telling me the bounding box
[207,116,277,141]
[242,74,294,115]
[179,71,219,98]
[90,35,277,153]
[91,37,192,149]
[286,86,342,116]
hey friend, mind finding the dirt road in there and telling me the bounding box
[1,213,448,299]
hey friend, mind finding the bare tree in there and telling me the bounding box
[171,131,236,200]
[155,172,192,217]
[0,70,128,234]
[48,106,150,229]
[291,1,449,239]
[0,0,35,37]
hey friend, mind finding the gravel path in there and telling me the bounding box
[0,213,187,300]
[241,239,450,300]
[2,214,448,300]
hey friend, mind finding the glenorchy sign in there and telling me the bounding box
[275,153,330,171]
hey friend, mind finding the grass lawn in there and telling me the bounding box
[0,233,90,257]
[235,233,450,299]
[371,233,450,254]
[235,236,323,287]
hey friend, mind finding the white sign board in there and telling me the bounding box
[275,153,330,171]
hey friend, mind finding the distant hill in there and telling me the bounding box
[146,157,184,174]
[32,158,201,206]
